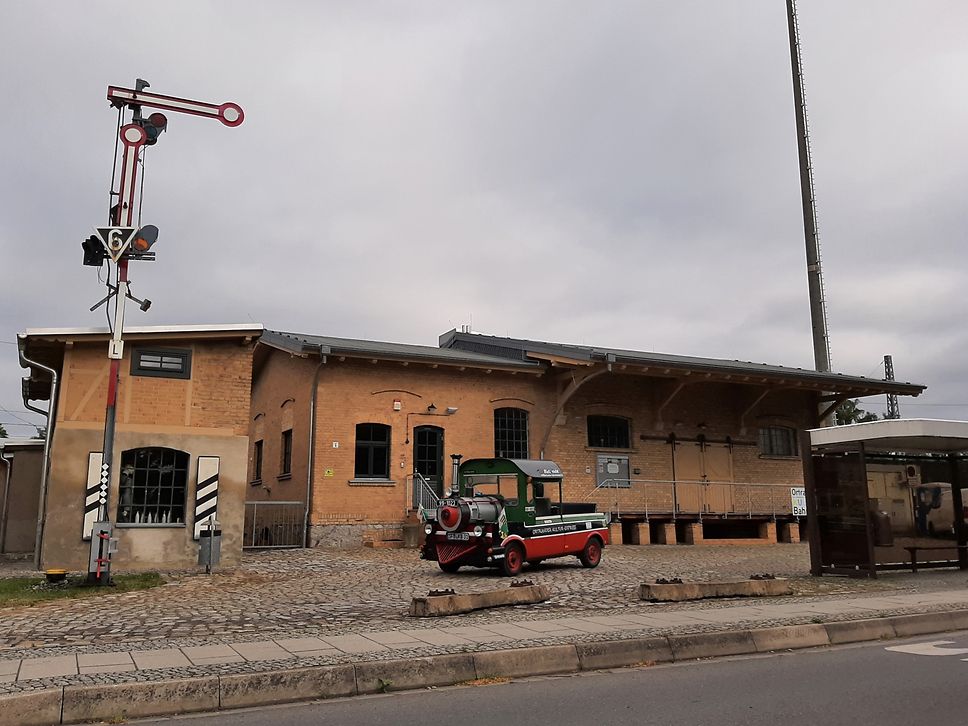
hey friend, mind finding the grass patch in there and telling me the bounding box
[0,572,165,608]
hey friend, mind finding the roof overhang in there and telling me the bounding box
[809,419,968,454]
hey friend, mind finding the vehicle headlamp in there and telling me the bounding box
[424,523,433,535]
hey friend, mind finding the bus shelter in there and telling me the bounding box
[804,419,968,577]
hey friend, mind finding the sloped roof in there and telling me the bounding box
[260,330,540,370]
[439,329,926,397]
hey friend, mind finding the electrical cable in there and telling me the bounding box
[137,147,146,227]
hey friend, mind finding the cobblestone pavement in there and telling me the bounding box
[2,543,965,654]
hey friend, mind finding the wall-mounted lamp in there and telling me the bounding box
[427,403,437,412]
[445,407,458,415]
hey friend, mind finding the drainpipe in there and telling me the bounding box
[17,334,59,570]
[304,346,326,548]
[0,446,13,554]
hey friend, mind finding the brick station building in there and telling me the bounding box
[250,329,925,549]
[18,324,261,570]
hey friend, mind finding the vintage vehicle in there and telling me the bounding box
[420,456,610,576]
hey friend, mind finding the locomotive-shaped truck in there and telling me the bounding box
[420,456,610,576]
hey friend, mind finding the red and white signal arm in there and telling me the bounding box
[95,227,137,263]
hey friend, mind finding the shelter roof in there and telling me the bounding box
[808,419,968,454]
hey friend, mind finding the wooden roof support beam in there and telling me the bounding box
[538,364,609,458]
[739,388,771,435]
[655,380,687,431]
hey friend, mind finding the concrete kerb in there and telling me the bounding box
[6,609,968,724]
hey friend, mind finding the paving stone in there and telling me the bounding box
[77,652,133,668]
[0,661,18,677]
[361,631,423,648]
[399,629,474,646]
[322,634,388,654]
[130,649,192,670]
[18,655,77,680]
[230,641,294,662]
[275,637,331,653]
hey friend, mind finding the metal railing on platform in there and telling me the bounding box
[406,473,441,517]
[585,478,801,520]
[243,501,305,549]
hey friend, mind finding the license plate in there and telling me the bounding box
[446,532,470,541]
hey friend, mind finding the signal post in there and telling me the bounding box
[84,80,243,583]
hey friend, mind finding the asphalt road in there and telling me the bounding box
[138,632,968,726]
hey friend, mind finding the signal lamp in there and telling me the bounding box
[81,234,106,266]
[141,113,168,145]
[129,225,159,255]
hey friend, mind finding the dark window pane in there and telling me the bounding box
[759,426,798,456]
[117,447,189,524]
[494,408,529,459]
[587,416,630,448]
[355,423,390,478]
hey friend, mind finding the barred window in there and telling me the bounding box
[355,423,390,478]
[758,426,799,457]
[587,415,630,448]
[131,348,191,379]
[494,408,529,459]
[118,447,189,525]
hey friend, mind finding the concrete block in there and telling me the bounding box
[888,612,960,637]
[410,584,551,617]
[632,523,650,545]
[669,630,756,661]
[824,618,896,645]
[576,637,674,670]
[219,664,357,709]
[751,624,830,652]
[639,578,792,602]
[473,644,580,679]
[944,609,968,631]
[62,677,219,724]
[655,522,676,544]
[609,522,623,545]
[0,689,63,726]
[355,654,476,693]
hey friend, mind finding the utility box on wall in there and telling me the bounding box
[596,455,630,488]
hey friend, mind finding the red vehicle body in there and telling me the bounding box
[420,457,610,576]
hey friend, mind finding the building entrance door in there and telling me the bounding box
[414,426,444,497]
[674,441,703,514]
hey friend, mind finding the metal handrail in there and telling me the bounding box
[407,472,441,516]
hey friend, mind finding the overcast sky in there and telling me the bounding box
[2,1,966,436]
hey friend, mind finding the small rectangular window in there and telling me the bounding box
[355,423,391,479]
[131,348,191,380]
[280,430,292,476]
[252,440,263,483]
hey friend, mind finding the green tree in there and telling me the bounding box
[835,399,879,426]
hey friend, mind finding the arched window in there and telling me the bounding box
[118,447,189,524]
[758,426,799,457]
[494,408,529,459]
[587,415,631,448]
[355,423,391,478]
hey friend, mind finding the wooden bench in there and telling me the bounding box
[903,544,968,573]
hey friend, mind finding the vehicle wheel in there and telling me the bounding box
[438,561,460,574]
[502,543,525,576]
[579,537,602,568]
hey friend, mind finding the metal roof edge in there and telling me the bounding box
[23,323,264,338]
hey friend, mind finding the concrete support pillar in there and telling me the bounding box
[780,522,800,543]
[654,522,677,544]
[609,522,623,545]
[633,523,650,545]
[683,521,703,545]
[759,521,778,543]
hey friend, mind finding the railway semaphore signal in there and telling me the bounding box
[83,79,244,584]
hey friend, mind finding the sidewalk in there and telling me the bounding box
[3,545,968,724]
